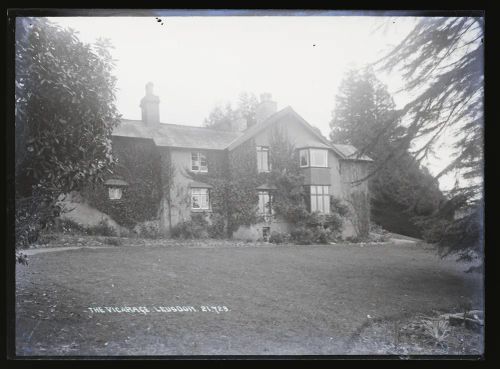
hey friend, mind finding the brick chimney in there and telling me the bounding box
[256,93,277,124]
[140,82,160,127]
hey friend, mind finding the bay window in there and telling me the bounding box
[310,149,328,167]
[299,148,328,168]
[299,149,309,167]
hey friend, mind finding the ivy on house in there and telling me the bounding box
[83,137,162,228]
[189,140,263,237]
[267,127,309,224]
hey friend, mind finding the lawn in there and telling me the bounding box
[15,241,483,356]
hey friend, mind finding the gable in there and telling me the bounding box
[252,114,331,150]
[226,106,348,159]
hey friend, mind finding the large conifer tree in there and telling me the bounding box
[330,68,444,237]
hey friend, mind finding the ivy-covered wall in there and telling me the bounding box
[187,139,264,237]
[82,136,162,228]
[83,113,371,240]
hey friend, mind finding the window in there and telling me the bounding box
[108,187,123,200]
[258,191,272,215]
[191,188,210,210]
[191,152,208,172]
[309,185,330,214]
[310,149,328,167]
[299,148,328,167]
[299,149,309,167]
[256,146,270,173]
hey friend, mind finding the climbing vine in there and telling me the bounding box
[83,137,162,228]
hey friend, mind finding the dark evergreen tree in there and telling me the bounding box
[15,18,121,249]
[330,68,444,237]
[374,17,484,261]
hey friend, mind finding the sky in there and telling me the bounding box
[47,14,460,191]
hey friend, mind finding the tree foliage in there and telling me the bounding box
[203,92,259,131]
[15,17,121,247]
[16,18,121,195]
[373,17,484,258]
[330,68,444,236]
[375,17,483,200]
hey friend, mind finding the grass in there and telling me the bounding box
[15,240,483,356]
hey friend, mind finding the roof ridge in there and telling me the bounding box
[120,118,240,132]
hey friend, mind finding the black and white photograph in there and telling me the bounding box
[9,9,485,357]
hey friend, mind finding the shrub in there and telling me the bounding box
[290,227,315,245]
[51,218,117,237]
[268,231,291,244]
[314,226,335,244]
[208,213,226,239]
[103,237,123,246]
[86,219,117,237]
[346,235,371,243]
[134,220,162,239]
[50,218,89,235]
[421,318,450,347]
[330,196,350,217]
[15,192,61,248]
[171,214,209,239]
[37,233,59,245]
[290,211,344,244]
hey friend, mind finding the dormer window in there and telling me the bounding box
[191,152,208,172]
[256,146,270,173]
[299,148,328,168]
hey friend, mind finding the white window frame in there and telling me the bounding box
[310,185,330,214]
[256,146,270,173]
[191,188,210,210]
[309,149,328,167]
[258,190,272,215]
[191,152,208,173]
[299,148,328,168]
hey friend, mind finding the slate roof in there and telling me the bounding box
[331,144,373,162]
[113,112,372,162]
[113,119,241,150]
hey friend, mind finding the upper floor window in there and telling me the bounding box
[309,185,330,214]
[191,188,210,210]
[299,148,328,168]
[299,149,309,167]
[258,190,272,215]
[256,146,270,173]
[191,152,208,172]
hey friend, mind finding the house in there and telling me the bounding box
[109,83,372,240]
